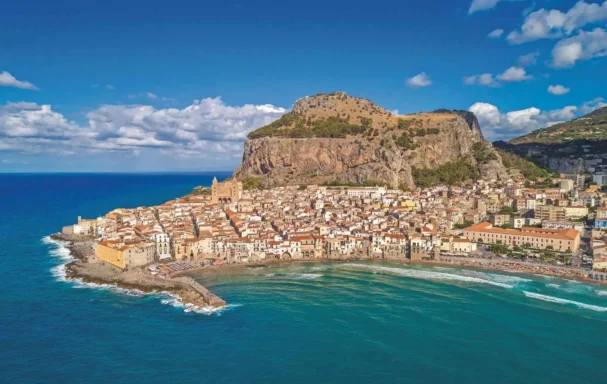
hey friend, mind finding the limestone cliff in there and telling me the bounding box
[234,92,506,188]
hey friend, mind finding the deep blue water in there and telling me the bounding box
[1,173,607,383]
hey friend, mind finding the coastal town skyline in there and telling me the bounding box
[4,1,607,382]
[2,0,607,172]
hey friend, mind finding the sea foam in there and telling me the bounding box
[266,273,323,280]
[523,291,607,312]
[160,292,242,315]
[341,264,514,289]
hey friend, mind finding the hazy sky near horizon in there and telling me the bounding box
[1,0,606,172]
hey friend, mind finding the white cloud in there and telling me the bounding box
[463,73,499,87]
[469,0,502,14]
[128,92,174,102]
[0,103,82,139]
[0,98,287,159]
[551,27,607,68]
[105,84,115,90]
[469,102,501,126]
[507,1,607,44]
[0,71,38,90]
[580,97,607,113]
[406,72,432,88]
[517,51,539,66]
[497,66,532,82]
[547,84,570,95]
[488,29,504,38]
[469,101,581,141]
[465,66,531,86]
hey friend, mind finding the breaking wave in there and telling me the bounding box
[596,290,607,297]
[266,273,323,280]
[43,236,73,281]
[341,264,515,289]
[160,293,242,315]
[523,292,607,312]
[43,235,235,316]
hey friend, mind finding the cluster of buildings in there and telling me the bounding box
[62,173,607,271]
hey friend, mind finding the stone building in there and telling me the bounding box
[211,177,243,204]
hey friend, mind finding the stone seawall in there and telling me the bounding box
[172,276,226,307]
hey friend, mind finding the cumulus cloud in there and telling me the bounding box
[469,101,582,141]
[507,0,607,44]
[463,73,499,87]
[0,71,38,90]
[0,98,287,160]
[488,29,504,38]
[464,66,531,86]
[128,92,174,102]
[469,0,502,14]
[497,66,532,82]
[551,27,607,68]
[406,73,432,88]
[517,51,540,66]
[581,97,607,113]
[547,84,570,95]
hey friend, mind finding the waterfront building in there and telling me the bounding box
[463,222,580,253]
[62,216,99,236]
[96,240,156,269]
[451,238,477,254]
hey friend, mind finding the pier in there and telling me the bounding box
[172,276,226,307]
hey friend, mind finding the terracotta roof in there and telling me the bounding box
[464,222,579,240]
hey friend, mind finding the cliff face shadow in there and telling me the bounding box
[494,139,607,173]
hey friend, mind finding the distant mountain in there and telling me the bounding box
[509,106,607,145]
[235,92,507,188]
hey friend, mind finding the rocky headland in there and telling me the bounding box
[235,92,507,188]
[50,233,226,309]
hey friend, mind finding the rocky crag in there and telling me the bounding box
[496,106,607,174]
[234,92,506,188]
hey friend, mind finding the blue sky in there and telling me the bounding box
[1,0,606,172]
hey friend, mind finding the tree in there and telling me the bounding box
[499,206,515,216]
[490,244,509,255]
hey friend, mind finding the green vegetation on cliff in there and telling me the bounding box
[412,158,479,188]
[242,176,262,190]
[509,106,607,144]
[248,113,369,139]
[472,142,497,164]
[496,149,554,181]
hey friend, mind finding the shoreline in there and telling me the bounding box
[47,233,606,313]
[174,255,607,287]
[49,233,226,312]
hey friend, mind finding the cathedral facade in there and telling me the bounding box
[211,177,243,204]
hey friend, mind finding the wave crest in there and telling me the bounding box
[523,291,607,312]
[340,263,514,289]
[265,273,322,280]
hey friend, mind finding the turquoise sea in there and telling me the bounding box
[1,173,607,383]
